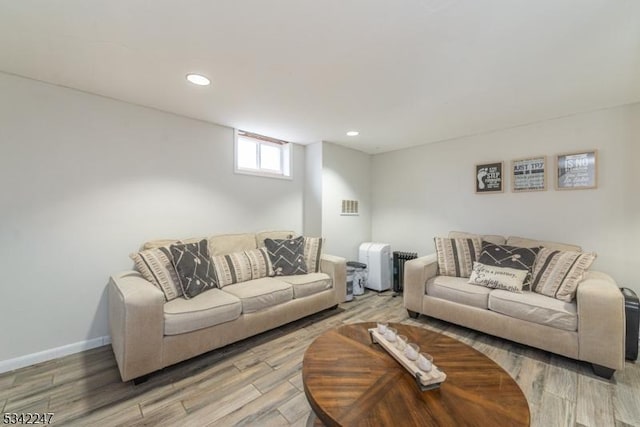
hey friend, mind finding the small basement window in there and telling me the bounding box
[235,130,291,179]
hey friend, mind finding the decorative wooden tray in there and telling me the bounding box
[368,328,446,391]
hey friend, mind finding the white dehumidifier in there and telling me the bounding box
[358,242,391,291]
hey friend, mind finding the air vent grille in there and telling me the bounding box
[341,200,359,215]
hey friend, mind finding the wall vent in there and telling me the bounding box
[341,200,359,216]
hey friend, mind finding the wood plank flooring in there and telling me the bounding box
[1,290,638,426]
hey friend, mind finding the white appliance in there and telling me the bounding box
[358,242,392,291]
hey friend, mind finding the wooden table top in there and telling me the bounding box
[302,322,530,427]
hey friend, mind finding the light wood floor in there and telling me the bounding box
[1,290,639,426]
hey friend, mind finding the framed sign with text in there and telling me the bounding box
[556,150,598,190]
[512,156,546,192]
[475,162,503,193]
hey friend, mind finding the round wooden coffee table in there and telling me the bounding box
[302,322,530,426]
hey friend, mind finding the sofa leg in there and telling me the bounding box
[592,364,615,379]
[330,304,339,310]
[407,310,420,319]
[133,374,150,385]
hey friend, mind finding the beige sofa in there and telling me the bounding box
[108,231,346,382]
[403,231,625,379]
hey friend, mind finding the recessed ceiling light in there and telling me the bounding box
[346,131,359,136]
[186,73,211,86]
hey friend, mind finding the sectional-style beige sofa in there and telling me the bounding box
[108,231,346,382]
[403,231,625,378]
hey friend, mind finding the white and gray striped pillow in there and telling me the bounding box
[531,248,596,302]
[130,247,182,301]
[434,237,482,278]
[303,237,324,273]
[211,247,272,288]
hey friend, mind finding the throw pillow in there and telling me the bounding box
[303,236,324,273]
[468,262,529,293]
[434,237,482,278]
[170,239,218,299]
[531,248,596,302]
[211,248,273,288]
[130,247,182,301]
[475,241,540,287]
[265,236,308,276]
[245,247,273,280]
[211,251,254,288]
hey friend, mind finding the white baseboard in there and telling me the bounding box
[0,336,112,374]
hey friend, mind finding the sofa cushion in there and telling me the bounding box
[303,237,324,273]
[472,241,540,288]
[449,231,506,245]
[532,248,597,302]
[222,278,294,313]
[505,236,581,252]
[208,233,257,256]
[163,288,242,335]
[488,289,578,331]
[468,262,529,293]
[427,275,492,309]
[280,273,332,298]
[142,237,200,251]
[170,239,218,299]
[211,248,272,288]
[434,237,481,278]
[256,230,295,248]
[130,246,182,301]
[265,236,308,276]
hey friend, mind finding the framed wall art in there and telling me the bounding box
[556,150,598,190]
[475,162,503,194]
[512,156,546,192]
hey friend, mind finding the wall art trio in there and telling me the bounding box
[475,150,597,194]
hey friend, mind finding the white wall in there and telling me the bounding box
[0,73,305,364]
[371,103,640,295]
[321,142,372,260]
[303,142,323,236]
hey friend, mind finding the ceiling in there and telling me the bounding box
[1,1,639,154]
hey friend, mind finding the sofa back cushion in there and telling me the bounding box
[142,237,200,250]
[448,231,506,245]
[208,233,257,255]
[506,236,581,252]
[256,230,295,248]
[142,234,258,259]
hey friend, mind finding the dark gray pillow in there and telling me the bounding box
[170,239,218,299]
[476,241,540,286]
[265,236,308,276]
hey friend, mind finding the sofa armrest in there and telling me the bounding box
[403,254,438,313]
[320,254,347,304]
[577,270,625,371]
[108,271,165,382]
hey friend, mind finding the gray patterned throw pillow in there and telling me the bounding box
[170,239,218,299]
[265,236,308,276]
[475,241,540,287]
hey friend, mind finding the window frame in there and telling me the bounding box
[234,130,292,180]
